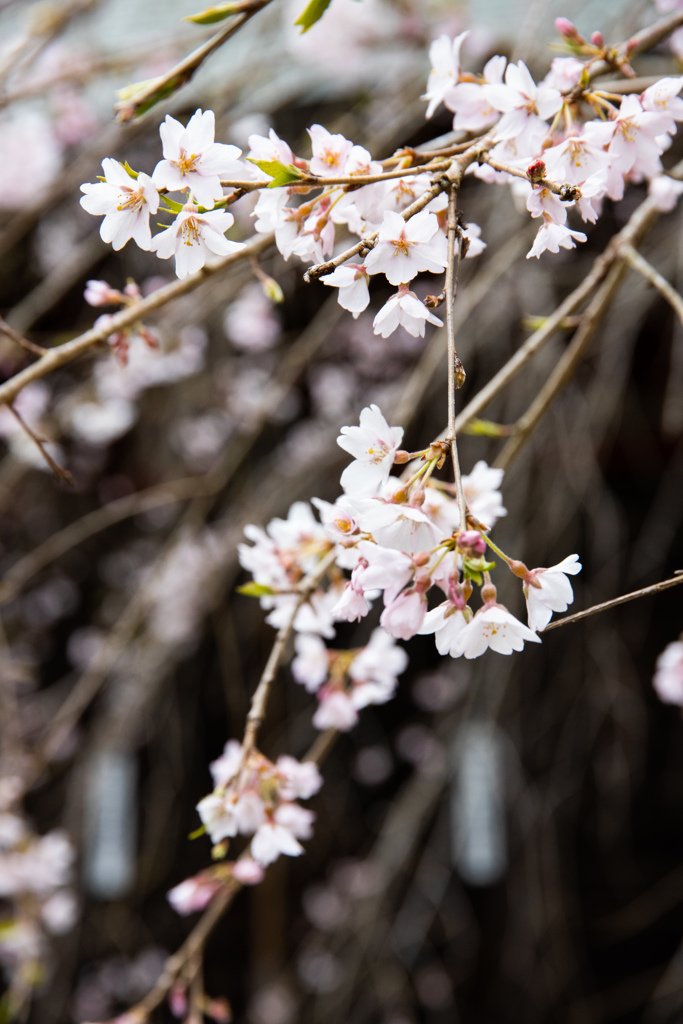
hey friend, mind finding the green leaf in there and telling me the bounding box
[189,825,207,839]
[184,1,244,23]
[462,556,496,586]
[115,71,191,121]
[462,418,507,438]
[294,0,332,32]
[237,581,276,597]
[247,157,303,188]
[160,195,185,213]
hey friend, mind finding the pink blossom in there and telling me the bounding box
[251,821,304,866]
[453,604,541,658]
[419,601,470,657]
[152,109,242,207]
[332,565,372,622]
[313,689,358,731]
[462,461,507,528]
[80,159,159,251]
[337,404,403,496]
[447,54,506,132]
[653,641,683,705]
[354,540,414,603]
[355,499,441,555]
[209,739,243,788]
[380,589,427,640]
[365,211,448,286]
[167,873,220,915]
[276,757,323,800]
[84,279,121,306]
[232,858,265,885]
[321,264,370,317]
[308,124,353,177]
[292,634,329,692]
[422,32,468,119]
[349,627,408,689]
[527,221,587,259]
[648,174,683,211]
[196,793,237,843]
[523,553,581,631]
[247,127,294,166]
[373,286,443,338]
[150,204,244,279]
[641,77,683,126]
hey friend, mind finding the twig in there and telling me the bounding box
[541,573,683,633]
[479,155,581,199]
[622,242,683,329]
[444,185,467,530]
[7,406,73,486]
[0,233,274,408]
[304,136,495,282]
[242,548,336,752]
[0,318,46,357]
[114,0,273,121]
[494,259,627,471]
[219,161,452,192]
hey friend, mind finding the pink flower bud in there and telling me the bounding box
[84,280,119,307]
[555,17,578,39]
[458,530,487,556]
[590,31,603,47]
[232,858,265,886]
[170,984,187,1019]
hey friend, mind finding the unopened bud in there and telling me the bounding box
[260,274,284,304]
[413,551,431,567]
[481,582,497,604]
[457,530,487,556]
[555,16,581,41]
[393,450,411,464]
[393,488,409,504]
[527,159,546,183]
[412,487,425,507]
[590,30,603,47]
[509,559,529,579]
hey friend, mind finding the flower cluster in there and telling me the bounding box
[195,741,322,867]
[238,404,581,675]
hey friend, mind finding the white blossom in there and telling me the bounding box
[152,108,242,207]
[150,204,244,279]
[523,554,582,631]
[80,159,159,250]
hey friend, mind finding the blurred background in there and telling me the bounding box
[0,0,682,1021]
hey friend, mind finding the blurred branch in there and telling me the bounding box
[622,242,683,330]
[542,573,683,633]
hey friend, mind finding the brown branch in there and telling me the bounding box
[541,574,683,633]
[444,185,467,530]
[114,0,273,121]
[0,232,274,409]
[622,243,683,329]
[7,406,73,486]
[479,155,581,199]
[0,318,46,357]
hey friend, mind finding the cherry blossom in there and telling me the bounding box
[321,264,370,317]
[648,174,683,211]
[251,820,304,866]
[365,210,448,286]
[521,554,582,631]
[527,221,587,259]
[313,689,359,731]
[152,108,242,207]
[337,404,403,496]
[419,600,470,656]
[308,124,353,177]
[652,641,683,705]
[80,159,159,251]
[150,205,244,278]
[453,603,541,658]
[373,286,443,338]
[379,588,427,641]
[447,54,507,132]
[422,32,468,119]
[292,634,329,692]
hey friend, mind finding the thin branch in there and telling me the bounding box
[7,406,73,486]
[219,161,452,192]
[304,136,495,282]
[242,548,336,752]
[444,185,467,530]
[479,155,581,199]
[494,259,627,471]
[0,318,46,357]
[0,232,274,409]
[622,242,683,329]
[114,0,273,121]
[541,573,683,633]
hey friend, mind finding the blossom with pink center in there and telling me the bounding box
[308,124,353,177]
[209,739,243,788]
[447,54,506,132]
[80,159,159,251]
[523,553,582,631]
[354,540,414,603]
[152,109,242,207]
[365,211,448,286]
[313,689,359,731]
[527,186,569,225]
[247,127,295,167]
[453,603,541,658]
[292,634,329,692]
[422,32,468,119]
[584,96,671,181]
[337,404,403,497]
[419,600,470,656]
[251,821,304,866]
[311,496,361,544]
[332,563,372,622]
[641,77,683,126]
[276,757,323,801]
[373,287,443,339]
[653,641,683,705]
[488,59,562,121]
[150,205,244,279]
[380,588,427,641]
[321,264,370,317]
[527,220,587,259]
[356,499,442,555]
[543,56,585,93]
[543,135,611,186]
[167,873,220,915]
